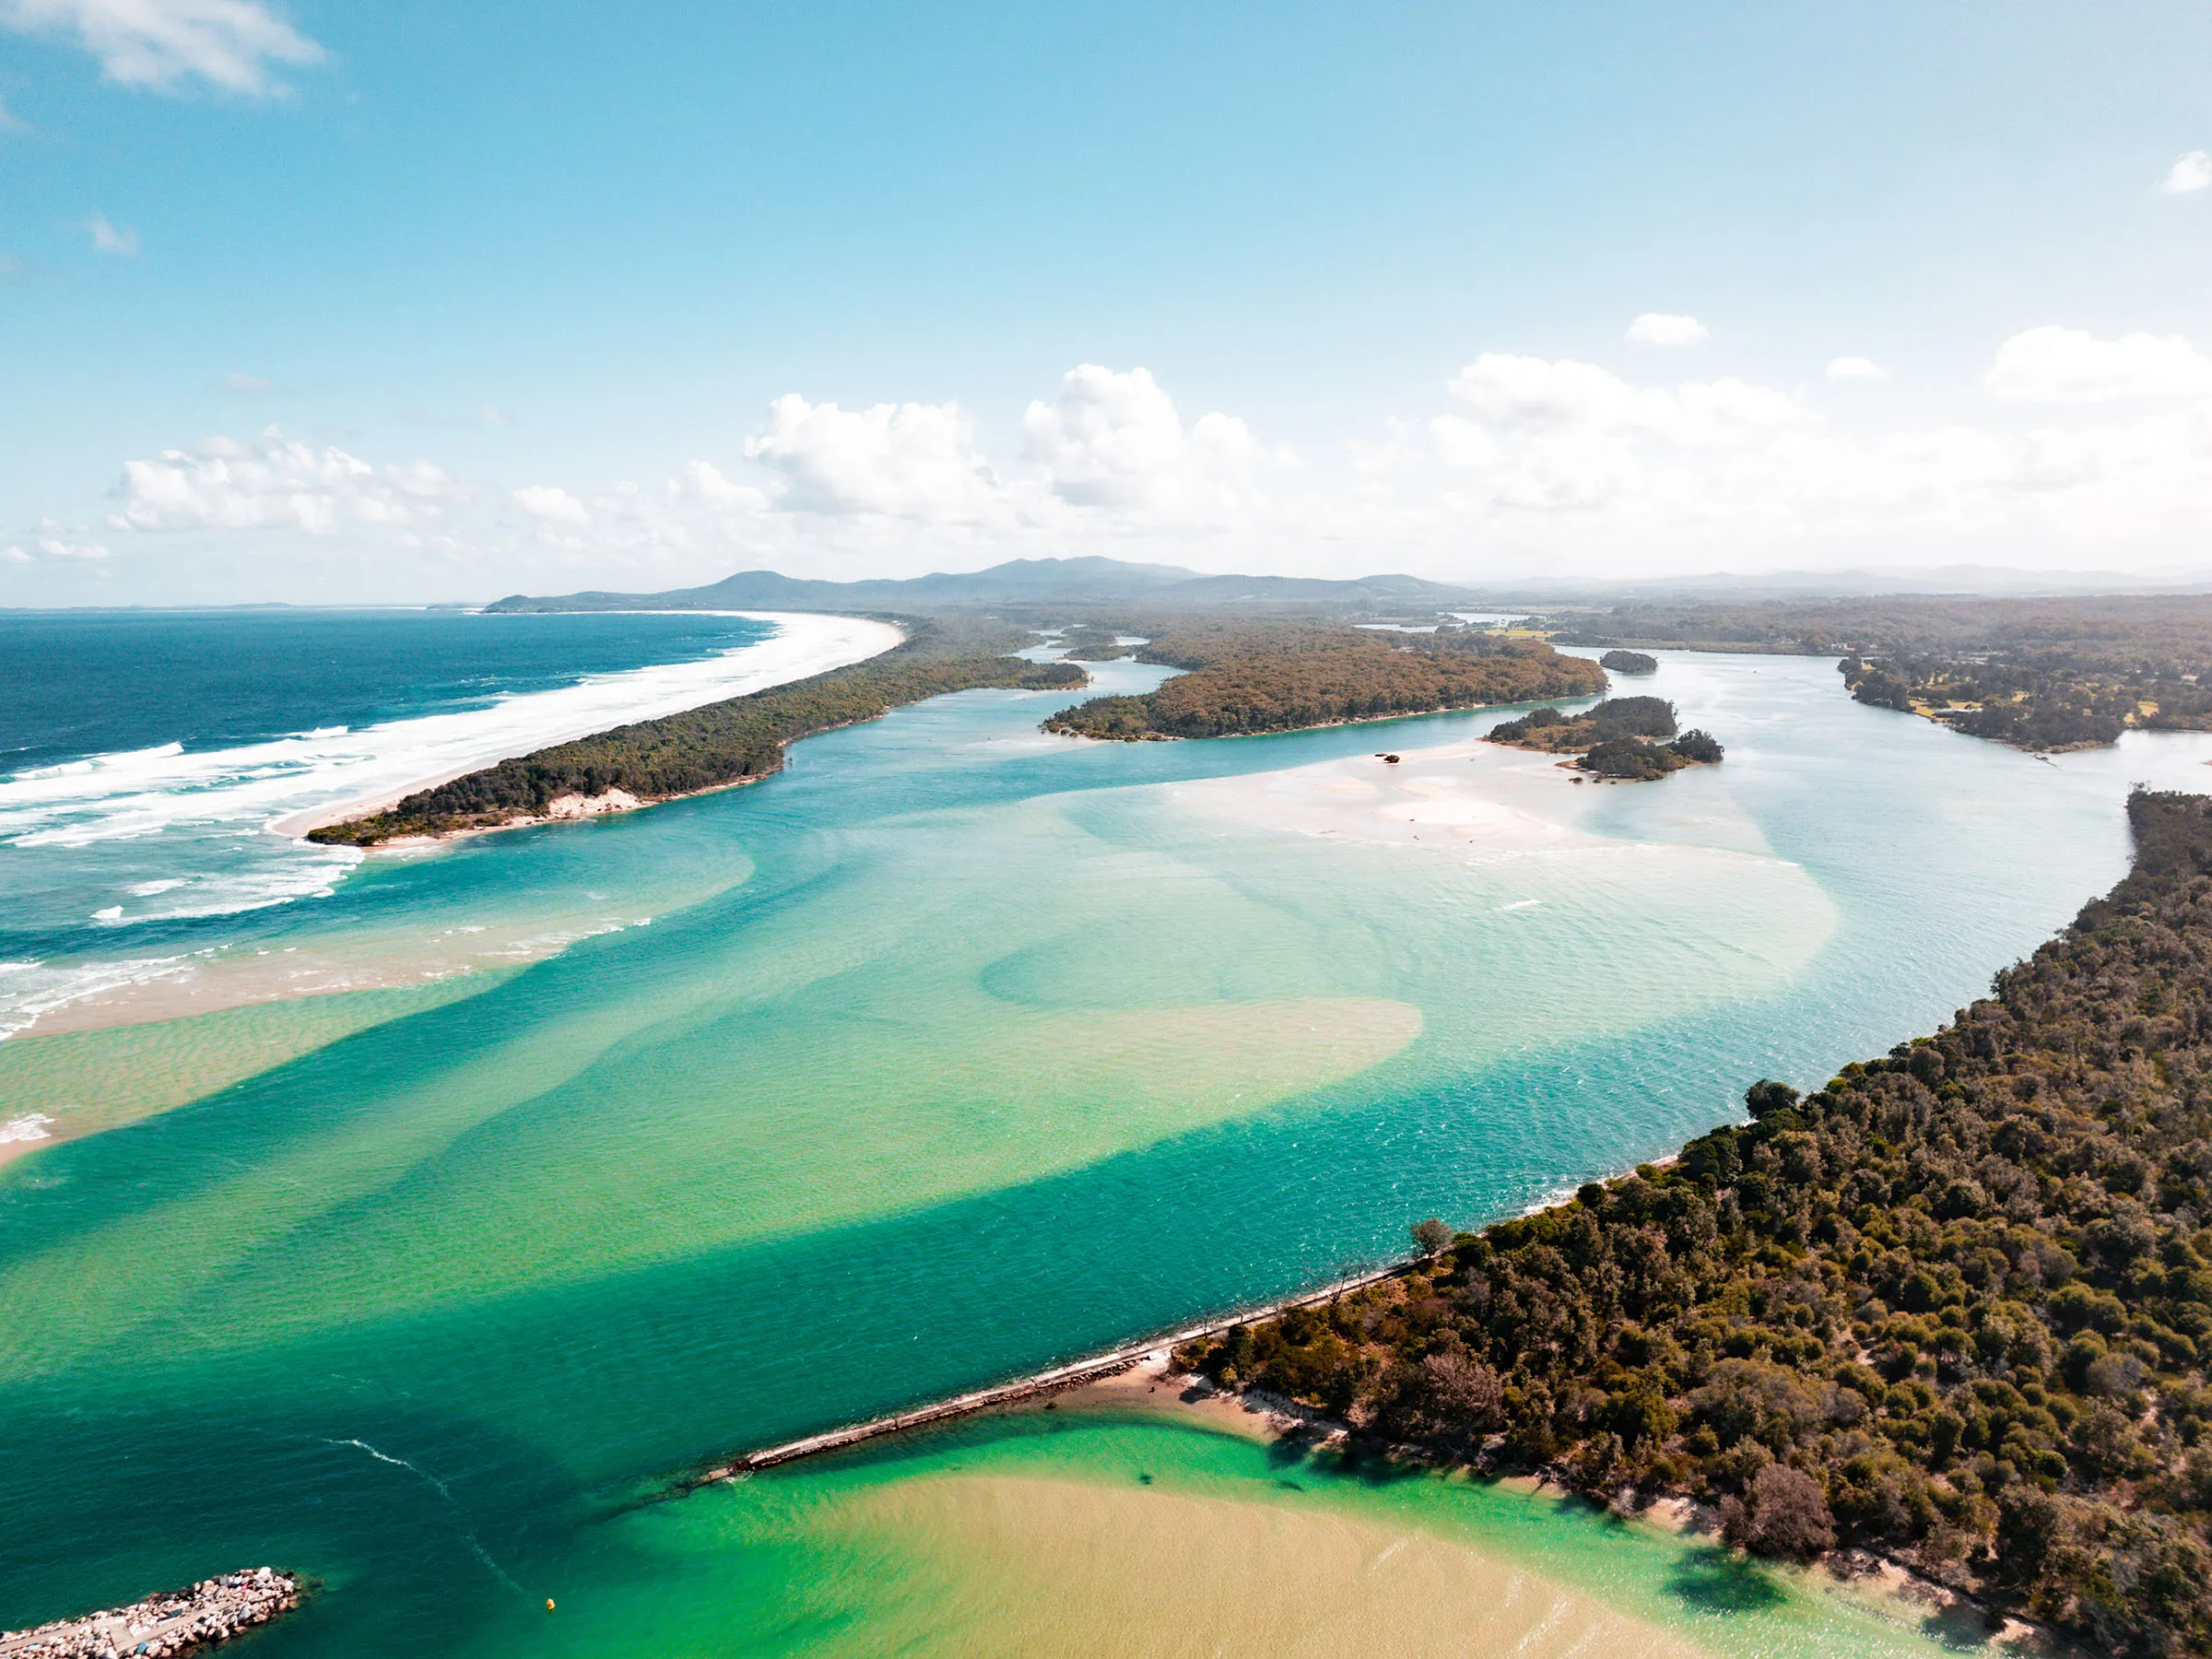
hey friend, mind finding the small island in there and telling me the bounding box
[1041,621,1607,741]
[1485,695,1724,780]
[1599,649,1659,676]
[1549,594,2212,754]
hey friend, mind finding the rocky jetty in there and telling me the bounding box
[0,1569,299,1658]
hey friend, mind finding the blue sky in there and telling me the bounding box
[6,1,2212,602]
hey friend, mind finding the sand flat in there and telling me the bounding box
[1161,737,1604,855]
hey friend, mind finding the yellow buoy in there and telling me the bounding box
[546,1599,556,1613]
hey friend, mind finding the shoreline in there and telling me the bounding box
[680,1257,1424,1485]
[265,612,905,839]
[329,715,881,851]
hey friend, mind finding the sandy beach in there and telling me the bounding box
[1032,1355,2065,1655]
[1158,734,1607,854]
[267,611,902,838]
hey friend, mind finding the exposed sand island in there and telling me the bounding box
[1160,735,1610,854]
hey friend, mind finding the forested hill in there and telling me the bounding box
[308,625,1082,846]
[1182,790,2212,1657]
[1042,622,1606,739]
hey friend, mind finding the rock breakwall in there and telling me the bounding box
[0,1569,300,1658]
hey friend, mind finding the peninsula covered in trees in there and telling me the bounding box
[1487,696,1724,780]
[1179,790,2212,1658]
[1041,621,1606,740]
[1551,594,2212,755]
[308,624,1084,846]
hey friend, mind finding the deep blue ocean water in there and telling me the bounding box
[0,609,774,771]
[1,637,2209,1655]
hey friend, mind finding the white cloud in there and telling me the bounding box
[33,531,110,559]
[679,459,771,514]
[1827,356,1888,380]
[1430,354,1810,517]
[111,428,467,535]
[512,485,590,524]
[1986,324,2212,402]
[1624,312,1709,347]
[0,92,24,130]
[85,212,137,254]
[2,0,324,96]
[1416,344,2212,561]
[10,522,111,560]
[743,393,1000,520]
[221,371,273,394]
[1022,363,1286,517]
[2161,150,2212,195]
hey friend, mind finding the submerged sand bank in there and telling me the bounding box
[1044,1359,2066,1656]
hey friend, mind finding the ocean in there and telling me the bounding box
[0,607,890,1041]
[1,626,2205,1655]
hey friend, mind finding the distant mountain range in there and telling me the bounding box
[482,555,2212,617]
[483,557,1486,614]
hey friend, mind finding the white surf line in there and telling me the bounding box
[268,611,904,836]
[0,611,902,851]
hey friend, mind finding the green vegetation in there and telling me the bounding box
[1486,696,1724,779]
[1551,595,2212,754]
[1600,650,1659,676]
[1056,624,1137,662]
[1179,790,2212,1657]
[1041,621,1606,741]
[308,629,1085,845]
[1840,655,2151,752]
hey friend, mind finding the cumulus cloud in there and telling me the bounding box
[8,523,110,560]
[1415,342,2212,559]
[85,212,136,254]
[2,0,324,96]
[1986,324,2212,402]
[110,429,466,535]
[2161,150,2212,194]
[1022,364,1286,517]
[743,394,1000,520]
[1827,356,1888,380]
[679,459,771,514]
[1430,354,1809,517]
[1624,312,1709,347]
[512,485,590,524]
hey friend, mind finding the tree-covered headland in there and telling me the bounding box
[1179,790,2212,1657]
[308,622,1084,845]
[1552,595,2212,754]
[1486,696,1724,780]
[1042,621,1606,740]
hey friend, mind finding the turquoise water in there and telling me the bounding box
[1,647,2205,1653]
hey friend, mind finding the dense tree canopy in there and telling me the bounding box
[1182,792,2212,1657]
[311,635,1083,845]
[1486,697,1723,779]
[1042,622,1606,740]
[1553,595,2212,753]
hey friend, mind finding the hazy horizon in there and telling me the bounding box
[9,2,2212,606]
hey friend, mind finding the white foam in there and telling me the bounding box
[0,1113,54,1145]
[0,953,200,1040]
[0,613,898,853]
